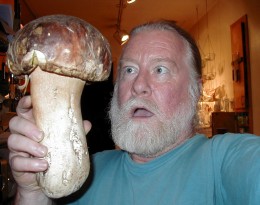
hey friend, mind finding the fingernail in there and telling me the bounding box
[37,160,48,171]
[37,146,47,156]
[35,131,44,141]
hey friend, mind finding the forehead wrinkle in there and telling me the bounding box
[121,30,187,69]
[150,56,176,64]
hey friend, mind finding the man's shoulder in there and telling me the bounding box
[211,133,259,147]
[192,133,260,160]
[208,133,260,161]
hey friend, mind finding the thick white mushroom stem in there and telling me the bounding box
[30,67,90,198]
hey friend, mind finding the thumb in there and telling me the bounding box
[83,120,92,134]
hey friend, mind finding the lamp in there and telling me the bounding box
[114,0,130,45]
[114,29,129,45]
[127,0,136,3]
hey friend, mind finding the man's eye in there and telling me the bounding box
[119,66,137,79]
[125,67,135,74]
[155,66,168,74]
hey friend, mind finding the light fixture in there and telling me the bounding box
[127,0,136,4]
[114,0,130,45]
[113,29,129,45]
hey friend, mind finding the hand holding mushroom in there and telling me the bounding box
[7,15,111,198]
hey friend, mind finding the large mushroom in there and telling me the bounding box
[7,15,111,198]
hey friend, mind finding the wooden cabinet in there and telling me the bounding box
[230,15,252,133]
[212,112,237,136]
[212,112,250,136]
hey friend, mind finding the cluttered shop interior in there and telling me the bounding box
[1,0,260,203]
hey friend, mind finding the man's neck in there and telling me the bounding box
[130,133,193,163]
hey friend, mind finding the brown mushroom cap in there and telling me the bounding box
[7,15,112,82]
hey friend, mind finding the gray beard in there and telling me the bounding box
[109,89,196,158]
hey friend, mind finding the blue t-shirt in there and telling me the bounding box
[65,133,260,205]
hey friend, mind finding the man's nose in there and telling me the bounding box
[131,70,151,97]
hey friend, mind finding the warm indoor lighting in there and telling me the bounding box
[114,29,129,45]
[114,0,131,45]
[121,33,129,42]
[127,0,136,4]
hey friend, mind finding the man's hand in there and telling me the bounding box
[8,96,50,204]
[7,96,92,204]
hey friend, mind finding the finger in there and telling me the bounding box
[8,134,47,158]
[10,155,48,173]
[16,96,35,122]
[83,120,92,134]
[9,116,44,142]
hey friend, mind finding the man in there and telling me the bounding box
[8,20,260,205]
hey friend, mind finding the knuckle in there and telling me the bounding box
[8,154,17,170]
[9,116,19,131]
[7,133,18,149]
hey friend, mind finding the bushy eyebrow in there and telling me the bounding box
[119,57,179,73]
[151,57,177,66]
[120,57,176,65]
[119,58,137,65]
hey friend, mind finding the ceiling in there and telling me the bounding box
[19,0,218,61]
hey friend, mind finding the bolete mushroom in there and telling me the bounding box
[7,15,111,198]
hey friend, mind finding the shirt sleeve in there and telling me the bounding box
[214,133,260,205]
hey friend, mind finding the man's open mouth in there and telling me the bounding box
[132,107,154,118]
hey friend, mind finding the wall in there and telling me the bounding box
[190,0,260,135]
